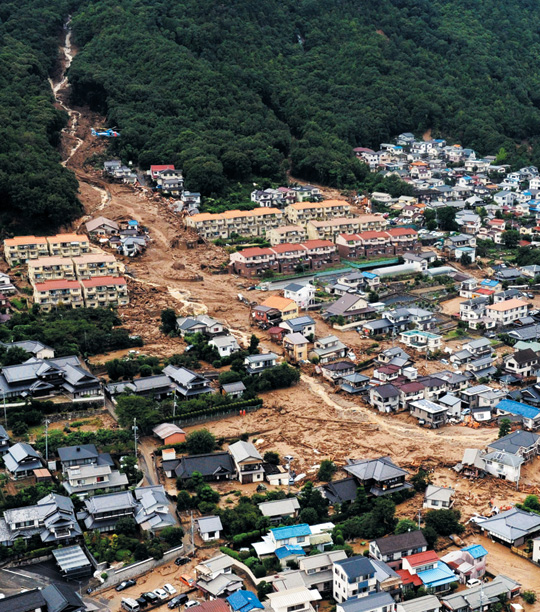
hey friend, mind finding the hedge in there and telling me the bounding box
[220,546,242,562]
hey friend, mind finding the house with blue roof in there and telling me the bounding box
[226,590,263,612]
[252,522,334,560]
[401,551,456,595]
[417,562,457,594]
[441,544,488,583]
[275,544,306,566]
[495,399,540,430]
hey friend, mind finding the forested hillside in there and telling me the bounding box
[68,0,540,195]
[0,0,81,233]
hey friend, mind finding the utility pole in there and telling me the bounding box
[173,390,177,419]
[132,418,138,457]
[2,392,6,429]
[44,419,51,463]
[417,508,422,529]
[190,511,195,554]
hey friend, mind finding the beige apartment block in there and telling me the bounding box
[284,200,351,224]
[72,253,123,279]
[46,234,90,258]
[28,257,75,283]
[185,208,284,240]
[4,236,49,266]
[266,225,307,246]
[306,215,388,242]
[33,280,83,312]
[80,276,129,308]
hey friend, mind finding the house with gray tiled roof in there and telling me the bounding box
[344,457,412,498]
[0,493,81,546]
[4,442,42,479]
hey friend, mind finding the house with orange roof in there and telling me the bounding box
[260,296,298,320]
[4,236,49,266]
[486,298,529,326]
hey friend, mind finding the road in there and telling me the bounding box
[138,436,181,529]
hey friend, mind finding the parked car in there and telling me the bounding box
[174,557,190,567]
[141,593,159,604]
[163,585,177,596]
[154,589,168,601]
[466,578,482,588]
[136,598,149,609]
[168,595,189,609]
[185,602,200,609]
[179,576,195,588]
[116,580,137,592]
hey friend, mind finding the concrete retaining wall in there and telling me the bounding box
[94,545,186,592]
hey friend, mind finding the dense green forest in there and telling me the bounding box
[67,0,540,195]
[0,0,81,233]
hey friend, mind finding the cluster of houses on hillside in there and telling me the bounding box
[85,215,149,257]
[3,234,130,311]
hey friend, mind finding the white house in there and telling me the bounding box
[482,451,523,483]
[266,587,321,612]
[197,515,223,541]
[283,283,315,309]
[209,335,241,358]
[333,555,377,603]
[423,485,455,510]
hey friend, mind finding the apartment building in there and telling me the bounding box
[229,240,339,277]
[185,208,284,240]
[46,234,90,257]
[336,228,418,259]
[4,236,49,266]
[72,253,122,279]
[28,257,75,283]
[33,280,83,312]
[486,298,529,326]
[80,276,129,308]
[285,200,351,224]
[307,215,388,242]
[267,225,307,246]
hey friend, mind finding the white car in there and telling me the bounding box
[185,602,200,609]
[163,585,177,596]
[154,589,168,600]
[466,579,482,588]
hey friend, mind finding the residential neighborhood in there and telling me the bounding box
[4,131,540,612]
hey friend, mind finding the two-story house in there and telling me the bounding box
[80,491,138,532]
[504,348,539,378]
[309,335,348,364]
[0,493,81,546]
[244,352,278,375]
[163,365,213,398]
[229,440,264,484]
[266,587,321,612]
[370,385,400,413]
[369,530,428,570]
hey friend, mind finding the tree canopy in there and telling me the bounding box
[0,0,81,233]
[67,0,540,196]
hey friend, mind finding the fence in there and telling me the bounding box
[511,546,532,559]
[173,403,262,428]
[91,544,186,592]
